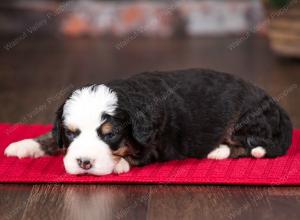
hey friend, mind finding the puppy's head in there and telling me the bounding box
[53,85,133,175]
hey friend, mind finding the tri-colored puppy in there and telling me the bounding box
[5,69,293,175]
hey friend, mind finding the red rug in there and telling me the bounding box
[0,123,299,185]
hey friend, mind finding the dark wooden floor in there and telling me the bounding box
[0,35,300,220]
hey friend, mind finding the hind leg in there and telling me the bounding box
[233,134,285,158]
[207,138,280,159]
[233,113,285,158]
[247,136,284,158]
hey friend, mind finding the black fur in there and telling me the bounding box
[52,68,293,166]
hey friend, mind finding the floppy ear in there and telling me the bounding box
[130,110,154,146]
[52,103,65,148]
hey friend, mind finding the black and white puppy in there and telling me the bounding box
[5,69,293,175]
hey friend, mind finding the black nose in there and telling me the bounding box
[77,158,92,170]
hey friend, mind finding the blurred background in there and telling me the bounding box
[0,0,299,127]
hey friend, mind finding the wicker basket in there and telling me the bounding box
[267,2,300,57]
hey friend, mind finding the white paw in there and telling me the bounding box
[207,144,231,160]
[4,139,45,158]
[251,146,266,158]
[113,158,130,174]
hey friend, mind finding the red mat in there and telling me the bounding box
[0,123,300,185]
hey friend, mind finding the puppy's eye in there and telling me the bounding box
[104,132,115,139]
[65,129,80,140]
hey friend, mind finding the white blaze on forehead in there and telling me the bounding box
[63,85,118,129]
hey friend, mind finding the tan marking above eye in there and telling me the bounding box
[101,122,113,135]
[66,124,79,132]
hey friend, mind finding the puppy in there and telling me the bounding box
[5,69,293,175]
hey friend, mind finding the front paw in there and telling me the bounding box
[4,139,44,158]
[113,158,130,174]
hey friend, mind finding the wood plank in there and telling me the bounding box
[147,186,300,220]
[0,184,33,220]
[20,184,150,220]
